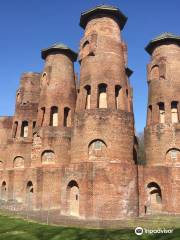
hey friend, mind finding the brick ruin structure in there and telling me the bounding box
[139,33,180,216]
[0,5,179,221]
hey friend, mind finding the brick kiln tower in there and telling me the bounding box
[33,44,77,167]
[0,72,41,205]
[138,33,180,216]
[61,5,138,219]
[30,44,77,209]
[10,72,41,203]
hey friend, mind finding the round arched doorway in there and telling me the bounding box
[1,181,7,201]
[146,182,162,214]
[26,181,34,208]
[67,180,79,217]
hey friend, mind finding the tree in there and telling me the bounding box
[137,132,146,165]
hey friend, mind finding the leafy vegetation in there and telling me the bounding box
[137,132,146,165]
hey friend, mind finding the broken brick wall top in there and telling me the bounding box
[0,117,13,145]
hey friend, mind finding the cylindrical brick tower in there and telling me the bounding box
[139,33,180,216]
[7,72,40,205]
[145,33,180,166]
[9,72,40,169]
[11,72,40,141]
[31,44,77,168]
[62,5,138,219]
[37,44,77,128]
[30,44,77,210]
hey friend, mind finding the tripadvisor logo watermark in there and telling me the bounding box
[135,227,173,235]
[135,227,143,235]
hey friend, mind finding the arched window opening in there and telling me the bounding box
[166,148,180,162]
[21,121,28,137]
[27,181,33,193]
[41,150,55,164]
[64,107,71,127]
[98,83,107,108]
[12,121,18,138]
[41,72,48,85]
[147,182,162,202]
[88,139,107,160]
[50,106,58,126]
[115,85,121,109]
[146,182,162,214]
[158,102,165,123]
[171,101,179,123]
[13,156,24,168]
[151,65,159,80]
[83,40,90,49]
[148,105,152,125]
[67,180,79,217]
[1,181,7,201]
[42,72,47,79]
[84,85,91,109]
[40,107,45,127]
[16,92,20,102]
[26,181,34,208]
[0,161,4,170]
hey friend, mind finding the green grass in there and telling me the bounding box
[0,214,180,240]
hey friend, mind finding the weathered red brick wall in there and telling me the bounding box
[0,72,41,209]
[13,72,40,139]
[140,41,180,216]
[70,13,138,219]
[0,117,13,172]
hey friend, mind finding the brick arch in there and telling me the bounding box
[27,181,33,192]
[171,101,179,123]
[166,148,180,161]
[151,65,159,80]
[41,150,55,164]
[115,85,123,110]
[147,182,162,195]
[66,180,80,217]
[88,139,107,160]
[98,83,108,108]
[21,121,29,137]
[67,180,79,188]
[84,85,91,109]
[88,139,107,148]
[0,161,4,170]
[16,90,21,102]
[41,72,49,85]
[145,181,162,215]
[13,156,24,168]
[82,40,90,49]
[63,107,71,127]
[50,106,58,126]
[1,181,7,201]
[26,181,34,209]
